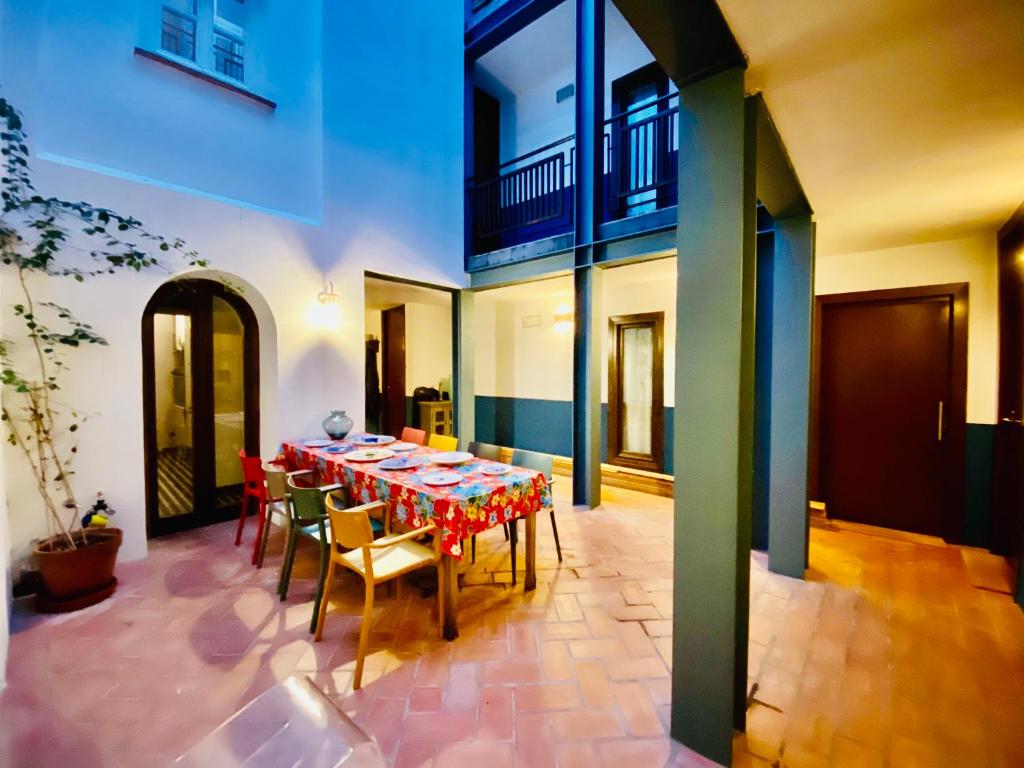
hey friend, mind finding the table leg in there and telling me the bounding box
[442,554,459,640]
[525,511,537,592]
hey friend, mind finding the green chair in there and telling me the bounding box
[508,449,562,584]
[278,471,386,633]
[468,441,509,564]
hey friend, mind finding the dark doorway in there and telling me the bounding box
[608,312,665,473]
[473,87,501,180]
[142,279,259,537]
[812,284,968,539]
[381,305,407,437]
[994,209,1024,599]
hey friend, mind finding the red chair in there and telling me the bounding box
[400,427,427,446]
[236,450,269,564]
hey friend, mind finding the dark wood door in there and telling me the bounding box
[381,305,406,438]
[994,210,1024,597]
[473,87,501,179]
[818,291,963,536]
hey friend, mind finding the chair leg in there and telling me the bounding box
[353,580,375,690]
[310,540,330,634]
[471,535,476,564]
[549,508,563,563]
[256,504,274,569]
[234,492,250,546]
[314,558,336,641]
[436,562,446,634]
[251,498,268,566]
[509,519,518,587]
[279,528,298,600]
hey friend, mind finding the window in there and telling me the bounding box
[159,0,247,83]
[161,1,197,61]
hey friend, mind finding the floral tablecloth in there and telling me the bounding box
[280,438,552,559]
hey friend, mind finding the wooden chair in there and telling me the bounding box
[255,463,290,569]
[427,433,458,452]
[400,426,427,446]
[235,450,267,554]
[467,441,508,563]
[508,449,563,584]
[315,493,444,690]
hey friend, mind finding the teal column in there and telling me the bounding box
[454,290,475,449]
[671,66,756,766]
[571,0,604,507]
[573,266,603,506]
[767,216,815,577]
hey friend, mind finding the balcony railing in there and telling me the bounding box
[468,136,575,253]
[603,93,679,222]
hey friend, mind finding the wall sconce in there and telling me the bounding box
[309,280,342,331]
[173,314,187,351]
[553,304,573,333]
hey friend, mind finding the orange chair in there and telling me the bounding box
[400,426,427,446]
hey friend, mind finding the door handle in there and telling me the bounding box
[937,401,944,442]
[1002,416,1024,425]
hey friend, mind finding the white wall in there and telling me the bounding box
[0,1,464,565]
[474,259,678,405]
[405,303,453,396]
[815,234,999,424]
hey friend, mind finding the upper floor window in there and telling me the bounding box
[160,0,247,82]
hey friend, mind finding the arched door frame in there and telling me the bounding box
[142,278,260,537]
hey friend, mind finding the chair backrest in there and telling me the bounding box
[287,477,329,524]
[510,449,553,481]
[468,441,501,461]
[239,450,265,488]
[325,492,375,551]
[400,427,427,446]
[428,433,458,452]
[264,464,287,501]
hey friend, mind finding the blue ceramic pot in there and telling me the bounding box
[322,410,353,440]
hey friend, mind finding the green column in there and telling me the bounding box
[454,290,475,448]
[573,265,603,507]
[671,66,756,766]
[768,216,815,577]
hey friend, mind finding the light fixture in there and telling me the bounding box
[553,303,573,333]
[174,314,187,351]
[318,280,340,305]
[309,280,342,331]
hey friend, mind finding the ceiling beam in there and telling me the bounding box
[610,0,745,88]
[750,94,812,219]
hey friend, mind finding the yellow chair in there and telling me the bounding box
[315,495,445,690]
[427,433,458,452]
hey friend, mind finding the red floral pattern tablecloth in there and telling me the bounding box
[280,439,552,559]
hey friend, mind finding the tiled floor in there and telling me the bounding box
[2,483,1022,767]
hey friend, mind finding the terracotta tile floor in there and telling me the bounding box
[2,483,1023,767]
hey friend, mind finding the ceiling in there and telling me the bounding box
[364,277,452,311]
[717,0,1024,255]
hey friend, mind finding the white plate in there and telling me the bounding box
[480,464,511,476]
[351,434,396,446]
[345,448,396,462]
[430,451,474,466]
[390,442,419,452]
[304,440,333,448]
[379,456,424,470]
[422,471,463,487]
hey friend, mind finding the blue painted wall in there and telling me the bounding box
[963,423,995,548]
[476,396,674,473]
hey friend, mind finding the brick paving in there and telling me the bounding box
[1,482,1022,767]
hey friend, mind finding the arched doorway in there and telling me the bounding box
[142,278,260,536]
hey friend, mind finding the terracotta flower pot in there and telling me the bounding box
[34,527,122,612]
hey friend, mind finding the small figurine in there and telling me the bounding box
[83,492,116,528]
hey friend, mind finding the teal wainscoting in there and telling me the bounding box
[963,422,995,548]
[475,396,675,473]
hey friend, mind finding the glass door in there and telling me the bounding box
[144,280,258,536]
[607,312,665,473]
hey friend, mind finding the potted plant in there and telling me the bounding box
[0,95,209,611]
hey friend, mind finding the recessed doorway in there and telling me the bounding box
[142,279,259,536]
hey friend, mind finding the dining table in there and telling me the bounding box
[280,436,552,640]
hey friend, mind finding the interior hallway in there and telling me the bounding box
[1,483,1021,767]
